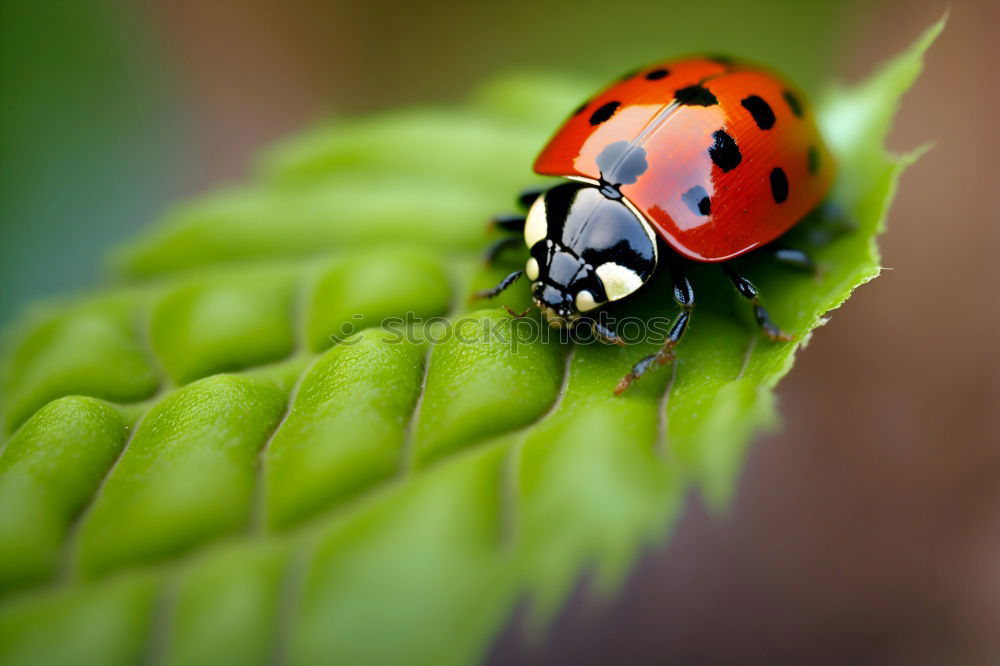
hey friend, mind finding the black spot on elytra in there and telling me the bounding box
[675,84,718,106]
[708,130,742,172]
[807,145,820,174]
[645,68,670,80]
[770,167,789,203]
[783,90,804,117]
[740,95,776,130]
[573,101,589,115]
[589,101,621,126]
[681,185,711,216]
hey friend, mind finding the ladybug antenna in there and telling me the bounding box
[502,304,534,319]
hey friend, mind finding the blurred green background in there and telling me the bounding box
[0,1,185,321]
[2,0,997,663]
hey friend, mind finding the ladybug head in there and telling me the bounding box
[525,243,607,327]
[529,275,585,326]
[523,182,658,327]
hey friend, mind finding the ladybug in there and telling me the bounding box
[476,57,834,394]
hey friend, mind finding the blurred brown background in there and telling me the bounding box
[2,0,997,663]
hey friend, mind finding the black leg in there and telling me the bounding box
[517,185,548,209]
[721,265,791,341]
[490,213,526,234]
[803,202,855,246]
[484,187,544,235]
[485,185,544,241]
[472,270,523,301]
[767,244,816,274]
[483,236,522,265]
[614,264,695,395]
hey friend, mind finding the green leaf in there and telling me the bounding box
[0,19,943,666]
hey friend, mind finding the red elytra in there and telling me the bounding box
[533,57,834,262]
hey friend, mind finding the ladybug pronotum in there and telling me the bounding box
[476,57,834,394]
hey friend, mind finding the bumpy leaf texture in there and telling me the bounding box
[0,20,942,666]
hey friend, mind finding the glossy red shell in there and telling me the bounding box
[534,58,834,262]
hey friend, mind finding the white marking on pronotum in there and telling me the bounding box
[523,196,548,248]
[595,262,644,301]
